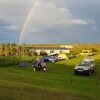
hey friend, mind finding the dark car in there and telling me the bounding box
[42,56,57,62]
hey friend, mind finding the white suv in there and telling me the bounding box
[74,58,96,76]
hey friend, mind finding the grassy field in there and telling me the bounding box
[0,45,100,100]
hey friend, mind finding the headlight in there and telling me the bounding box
[74,66,78,70]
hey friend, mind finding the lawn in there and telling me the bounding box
[0,46,100,100]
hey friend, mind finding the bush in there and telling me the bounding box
[0,56,21,67]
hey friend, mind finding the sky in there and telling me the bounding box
[0,0,100,44]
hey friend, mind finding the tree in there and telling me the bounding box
[11,43,17,56]
[1,43,6,56]
[6,43,11,56]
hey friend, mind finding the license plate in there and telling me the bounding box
[78,70,83,72]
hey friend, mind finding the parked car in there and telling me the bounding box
[42,56,57,62]
[79,50,93,56]
[49,53,60,61]
[67,53,76,59]
[57,54,68,60]
[74,58,96,76]
[49,53,68,60]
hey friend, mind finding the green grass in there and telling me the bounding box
[0,51,100,99]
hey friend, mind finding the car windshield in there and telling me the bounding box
[44,56,52,58]
[47,56,52,58]
[78,61,90,66]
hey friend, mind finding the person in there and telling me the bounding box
[40,61,46,71]
[32,59,47,72]
[32,60,39,71]
[32,67,36,71]
[43,62,47,71]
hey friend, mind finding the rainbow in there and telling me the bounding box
[19,1,35,44]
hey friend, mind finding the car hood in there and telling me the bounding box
[74,66,90,70]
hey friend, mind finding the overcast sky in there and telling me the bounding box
[0,0,100,44]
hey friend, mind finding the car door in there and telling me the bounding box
[91,61,95,71]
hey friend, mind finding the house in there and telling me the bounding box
[34,48,70,55]
[18,44,73,56]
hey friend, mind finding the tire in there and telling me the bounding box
[92,70,95,73]
[74,71,77,75]
[93,68,96,73]
[88,71,92,76]
[51,60,55,62]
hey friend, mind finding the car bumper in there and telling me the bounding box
[74,69,90,74]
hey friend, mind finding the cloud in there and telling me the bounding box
[0,0,99,44]
[28,0,88,30]
[0,0,88,32]
[5,25,19,31]
[0,0,33,30]
[91,26,97,32]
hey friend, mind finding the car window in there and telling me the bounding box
[78,61,90,66]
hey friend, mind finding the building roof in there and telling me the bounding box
[34,48,69,50]
[18,44,72,49]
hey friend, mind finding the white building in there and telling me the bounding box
[35,48,70,55]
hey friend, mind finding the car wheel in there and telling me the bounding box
[50,60,55,62]
[92,70,95,73]
[88,71,92,76]
[74,71,77,75]
[51,60,55,62]
[93,68,96,73]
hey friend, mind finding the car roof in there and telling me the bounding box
[83,58,94,62]
[44,56,52,57]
